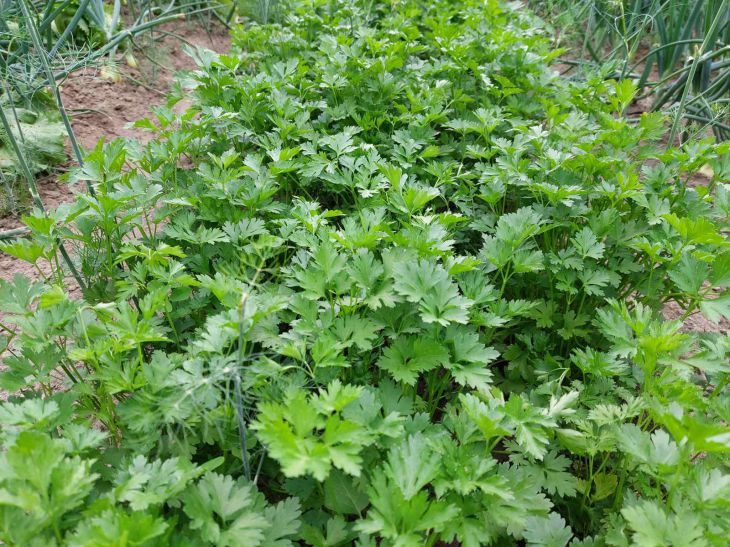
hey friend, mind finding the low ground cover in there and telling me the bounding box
[0,0,728,545]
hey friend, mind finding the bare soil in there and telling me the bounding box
[62,23,229,149]
[664,300,730,333]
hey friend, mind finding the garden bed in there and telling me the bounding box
[0,1,728,545]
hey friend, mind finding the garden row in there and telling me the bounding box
[0,0,729,545]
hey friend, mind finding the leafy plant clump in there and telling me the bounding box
[1,0,729,544]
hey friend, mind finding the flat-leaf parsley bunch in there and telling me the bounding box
[1,0,729,545]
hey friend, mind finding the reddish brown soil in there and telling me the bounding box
[62,23,229,148]
[664,300,730,333]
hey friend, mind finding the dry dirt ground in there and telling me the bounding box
[0,20,229,282]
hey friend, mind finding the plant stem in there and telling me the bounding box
[18,0,93,196]
[0,99,87,291]
[667,0,730,147]
[236,290,252,480]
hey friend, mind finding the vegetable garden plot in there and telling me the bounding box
[0,0,729,545]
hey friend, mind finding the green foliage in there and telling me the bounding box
[530,0,730,140]
[0,107,65,181]
[1,0,729,544]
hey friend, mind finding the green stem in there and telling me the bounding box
[612,458,629,510]
[0,94,86,291]
[46,8,219,85]
[667,0,730,147]
[47,0,92,61]
[18,0,93,196]
[236,290,253,480]
[0,320,17,335]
